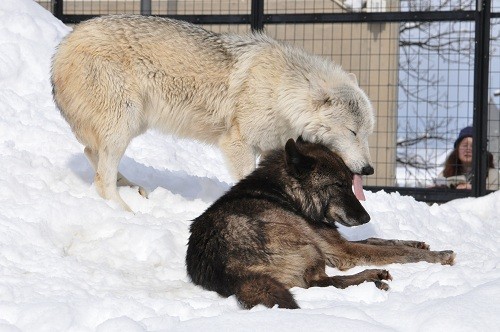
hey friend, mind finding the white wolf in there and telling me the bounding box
[51,15,375,211]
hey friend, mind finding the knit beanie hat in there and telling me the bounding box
[454,126,473,149]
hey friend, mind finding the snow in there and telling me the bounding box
[344,0,365,12]
[0,1,499,331]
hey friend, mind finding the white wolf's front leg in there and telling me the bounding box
[218,124,256,180]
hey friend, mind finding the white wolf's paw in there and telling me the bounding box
[116,175,148,198]
[138,186,148,198]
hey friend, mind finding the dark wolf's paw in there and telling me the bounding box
[358,269,392,291]
[437,250,456,265]
[405,240,430,250]
[329,269,392,290]
[374,280,390,291]
[357,269,392,280]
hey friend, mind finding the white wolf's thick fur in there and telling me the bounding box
[51,15,375,211]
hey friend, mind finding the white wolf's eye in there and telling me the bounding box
[348,129,357,137]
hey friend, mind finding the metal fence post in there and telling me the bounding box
[472,0,491,197]
[251,0,264,31]
[141,0,152,16]
[53,0,63,19]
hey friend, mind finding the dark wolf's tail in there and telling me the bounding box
[234,274,299,309]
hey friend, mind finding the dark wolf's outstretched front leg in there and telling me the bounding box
[308,269,392,291]
[328,242,455,271]
[316,228,454,271]
[353,238,430,250]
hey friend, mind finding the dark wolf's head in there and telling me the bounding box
[282,138,370,227]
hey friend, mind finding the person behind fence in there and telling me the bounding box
[434,126,499,190]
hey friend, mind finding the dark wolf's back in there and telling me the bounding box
[186,195,300,309]
[186,147,300,305]
[186,206,234,298]
[186,194,282,295]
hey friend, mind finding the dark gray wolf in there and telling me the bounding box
[186,138,455,309]
[51,15,374,211]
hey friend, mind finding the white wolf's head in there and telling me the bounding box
[300,72,375,176]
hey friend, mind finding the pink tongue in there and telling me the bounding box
[353,174,366,201]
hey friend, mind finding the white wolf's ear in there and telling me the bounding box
[285,139,316,178]
[347,73,358,85]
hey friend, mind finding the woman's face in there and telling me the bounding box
[458,137,473,165]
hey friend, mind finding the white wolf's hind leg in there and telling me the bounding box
[84,146,101,175]
[89,145,132,212]
[219,126,256,180]
[84,146,147,199]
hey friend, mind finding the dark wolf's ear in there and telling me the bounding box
[296,136,305,144]
[285,139,316,178]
